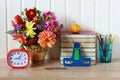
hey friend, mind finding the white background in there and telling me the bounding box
[0,0,120,59]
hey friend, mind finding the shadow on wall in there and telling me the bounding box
[112,35,120,59]
[50,39,61,60]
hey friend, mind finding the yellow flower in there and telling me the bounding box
[26,21,36,38]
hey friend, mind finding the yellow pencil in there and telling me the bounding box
[111,35,114,43]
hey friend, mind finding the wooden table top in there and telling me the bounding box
[0,59,120,80]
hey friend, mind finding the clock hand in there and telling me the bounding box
[14,53,22,59]
[18,53,22,59]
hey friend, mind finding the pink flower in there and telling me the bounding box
[38,30,56,48]
[45,20,59,32]
[43,11,56,21]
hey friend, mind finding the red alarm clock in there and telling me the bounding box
[7,49,30,69]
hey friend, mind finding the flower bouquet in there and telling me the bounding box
[7,8,63,64]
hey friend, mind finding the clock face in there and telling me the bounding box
[7,49,30,68]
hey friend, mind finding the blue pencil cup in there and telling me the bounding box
[99,44,112,63]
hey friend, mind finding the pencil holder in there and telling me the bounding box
[99,44,112,63]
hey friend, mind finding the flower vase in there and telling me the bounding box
[26,45,47,65]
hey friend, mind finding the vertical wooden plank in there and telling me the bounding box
[7,0,21,51]
[66,0,81,31]
[36,0,50,11]
[95,0,109,34]
[81,0,95,31]
[0,0,7,58]
[51,0,66,31]
[110,0,120,58]
[50,0,66,59]
[22,0,36,9]
[110,0,120,35]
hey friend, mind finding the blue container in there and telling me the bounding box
[99,44,112,63]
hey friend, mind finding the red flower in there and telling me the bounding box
[32,19,38,27]
[14,15,25,27]
[26,9,36,21]
[27,39,37,45]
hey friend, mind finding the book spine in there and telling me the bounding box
[61,43,96,48]
[61,35,96,38]
[61,38,96,43]
[61,48,96,52]
[61,52,96,57]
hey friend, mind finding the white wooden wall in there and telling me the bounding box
[0,0,120,59]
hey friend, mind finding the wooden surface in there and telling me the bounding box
[0,59,120,80]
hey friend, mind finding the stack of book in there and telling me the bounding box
[60,31,97,65]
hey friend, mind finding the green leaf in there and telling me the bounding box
[37,10,41,16]
[20,45,25,49]
[23,18,27,21]
[6,30,13,34]
[21,11,24,15]
[24,8,27,12]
